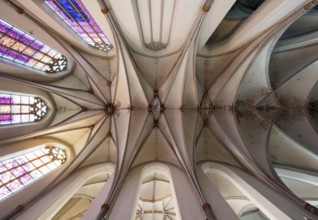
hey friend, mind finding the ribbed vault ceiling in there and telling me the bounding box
[1,0,318,219]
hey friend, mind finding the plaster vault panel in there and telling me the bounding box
[0,0,318,220]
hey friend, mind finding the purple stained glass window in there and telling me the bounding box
[0,18,67,73]
[0,145,66,201]
[0,93,47,125]
[45,0,113,52]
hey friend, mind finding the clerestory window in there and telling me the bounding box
[45,0,113,52]
[0,145,67,201]
[0,93,48,125]
[0,19,67,73]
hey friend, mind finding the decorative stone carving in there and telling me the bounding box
[136,0,175,51]
[145,42,167,51]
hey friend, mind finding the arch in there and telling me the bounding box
[274,166,318,208]
[132,164,181,220]
[44,0,113,52]
[0,90,55,141]
[201,162,312,220]
[0,92,48,126]
[0,137,73,220]
[205,0,265,45]
[202,165,269,219]
[0,18,67,73]
[108,162,204,220]
[0,143,67,201]
[14,163,114,220]
[51,170,112,219]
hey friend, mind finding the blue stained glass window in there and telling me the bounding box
[53,0,89,22]
[46,0,113,52]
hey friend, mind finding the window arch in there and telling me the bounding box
[0,144,67,201]
[0,18,67,73]
[45,0,113,52]
[0,93,48,125]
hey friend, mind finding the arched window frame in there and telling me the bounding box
[44,0,113,52]
[0,18,67,73]
[0,92,48,126]
[0,143,67,201]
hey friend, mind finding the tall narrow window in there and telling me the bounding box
[45,0,113,52]
[0,145,67,200]
[0,93,48,125]
[0,19,67,73]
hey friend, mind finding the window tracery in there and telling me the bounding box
[0,145,66,201]
[45,0,113,52]
[0,93,48,125]
[0,19,67,73]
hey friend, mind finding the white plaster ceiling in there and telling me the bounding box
[1,0,318,219]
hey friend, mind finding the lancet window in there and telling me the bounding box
[45,0,113,52]
[0,145,67,200]
[0,93,48,125]
[0,19,67,73]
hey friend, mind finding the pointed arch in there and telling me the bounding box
[274,167,318,209]
[200,162,312,220]
[202,163,270,219]
[14,163,114,220]
[0,18,67,73]
[45,0,113,52]
[132,164,181,220]
[0,92,48,125]
[51,168,113,220]
[0,144,66,201]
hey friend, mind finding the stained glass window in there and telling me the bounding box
[0,93,47,125]
[0,18,67,73]
[45,0,113,52]
[0,145,66,201]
